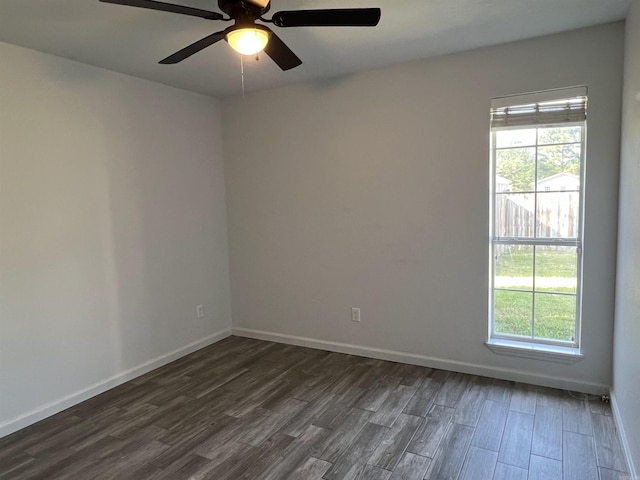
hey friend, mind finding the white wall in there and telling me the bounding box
[612,0,640,475]
[0,42,232,435]
[222,23,623,393]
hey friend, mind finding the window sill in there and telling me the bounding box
[485,339,583,364]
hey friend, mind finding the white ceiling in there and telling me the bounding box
[0,0,631,98]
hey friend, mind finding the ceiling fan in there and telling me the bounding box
[99,0,381,71]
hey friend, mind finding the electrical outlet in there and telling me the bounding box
[351,307,361,322]
[196,305,204,318]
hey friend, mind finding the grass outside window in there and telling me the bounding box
[493,247,577,342]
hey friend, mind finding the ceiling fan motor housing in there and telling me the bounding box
[218,0,268,20]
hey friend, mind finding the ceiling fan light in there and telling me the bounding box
[226,28,269,56]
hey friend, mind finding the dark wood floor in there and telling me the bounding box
[0,336,630,480]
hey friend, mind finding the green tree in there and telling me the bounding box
[496,147,534,191]
[537,126,581,180]
[496,126,581,190]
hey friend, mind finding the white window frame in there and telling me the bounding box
[486,87,587,362]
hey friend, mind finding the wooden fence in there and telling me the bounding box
[495,192,578,239]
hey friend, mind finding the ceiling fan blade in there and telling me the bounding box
[262,27,302,71]
[99,0,223,20]
[272,8,381,28]
[159,30,226,64]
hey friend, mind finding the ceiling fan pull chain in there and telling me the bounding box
[240,54,245,99]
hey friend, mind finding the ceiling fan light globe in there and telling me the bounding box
[227,28,269,55]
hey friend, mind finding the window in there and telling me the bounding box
[488,87,586,357]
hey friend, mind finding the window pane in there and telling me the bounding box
[537,126,581,145]
[534,293,576,342]
[496,129,537,148]
[495,245,533,290]
[535,246,577,294]
[494,290,533,337]
[496,147,535,192]
[495,193,535,237]
[537,144,581,191]
[536,192,579,238]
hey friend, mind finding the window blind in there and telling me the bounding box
[491,86,587,129]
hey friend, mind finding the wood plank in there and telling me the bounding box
[316,408,373,463]
[369,385,417,427]
[121,462,165,480]
[237,398,307,446]
[452,379,487,427]
[563,431,599,480]
[328,365,370,397]
[231,433,295,480]
[286,457,332,479]
[311,400,350,430]
[225,374,295,417]
[192,368,250,399]
[486,378,513,404]
[457,446,497,480]
[152,416,236,470]
[509,383,537,415]
[433,372,469,408]
[193,413,260,459]
[41,435,129,480]
[406,404,454,458]
[563,405,593,435]
[497,411,534,469]
[368,413,423,470]
[598,467,634,480]
[388,452,430,480]
[359,465,392,480]
[588,396,609,415]
[0,450,34,478]
[531,404,563,460]
[1,449,78,480]
[470,399,509,452]
[323,422,388,480]
[536,386,583,410]
[591,413,628,472]
[90,439,171,480]
[336,385,367,407]
[423,423,474,480]
[192,441,259,480]
[21,418,98,457]
[0,417,79,464]
[528,454,562,480]
[281,393,336,437]
[493,462,528,480]
[402,370,448,417]
[258,425,331,480]
[262,377,309,411]
[335,376,381,407]
[396,364,432,388]
[195,440,252,467]
[289,373,332,403]
[152,454,213,480]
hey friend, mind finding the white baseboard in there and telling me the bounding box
[232,327,608,395]
[610,389,639,480]
[0,328,231,439]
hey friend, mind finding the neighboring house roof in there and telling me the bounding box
[495,176,512,192]
[536,173,579,185]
